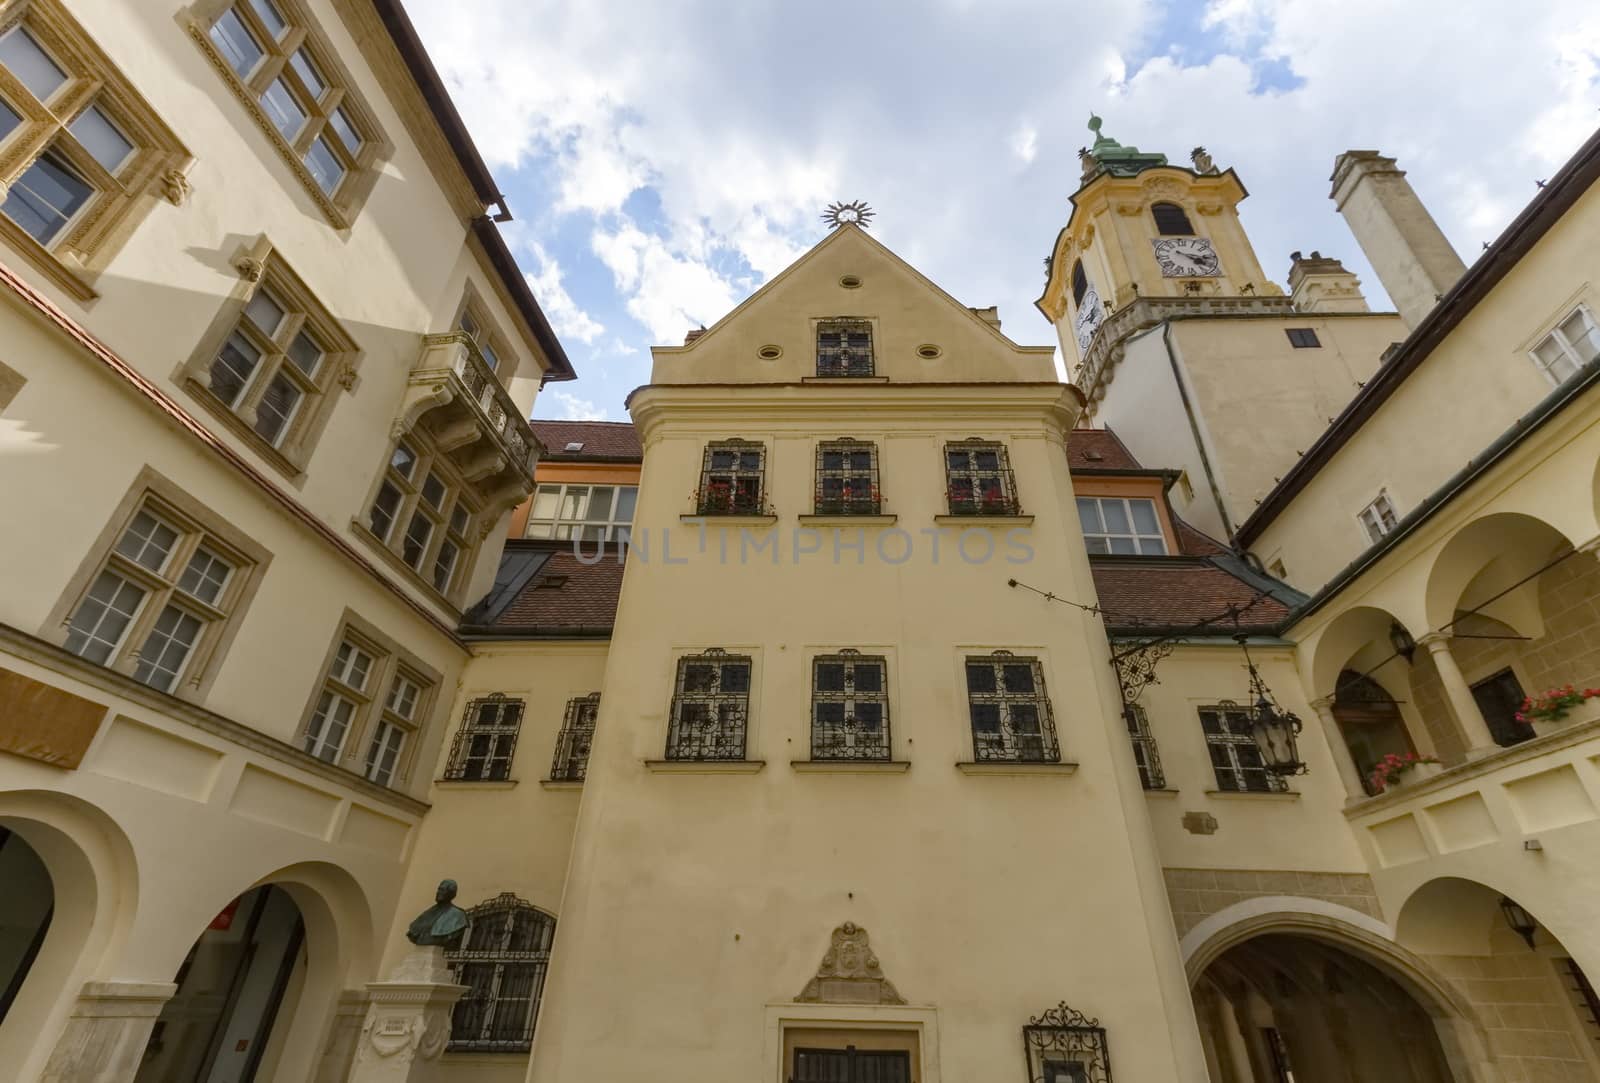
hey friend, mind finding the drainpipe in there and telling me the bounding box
[1161,322,1237,539]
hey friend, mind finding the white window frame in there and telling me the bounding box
[1076,496,1167,555]
[1358,490,1399,544]
[524,483,638,541]
[1528,304,1600,385]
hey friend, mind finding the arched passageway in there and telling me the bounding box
[1331,670,1416,795]
[1193,932,1457,1083]
[0,827,53,1026]
[134,884,307,1083]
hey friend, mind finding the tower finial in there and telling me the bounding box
[1087,113,1103,136]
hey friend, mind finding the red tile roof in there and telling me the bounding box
[479,545,624,633]
[1089,559,1290,633]
[530,419,642,461]
[1066,427,1142,469]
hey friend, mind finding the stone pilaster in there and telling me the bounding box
[315,990,371,1083]
[39,981,176,1083]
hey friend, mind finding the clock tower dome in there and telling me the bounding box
[1036,117,1280,378]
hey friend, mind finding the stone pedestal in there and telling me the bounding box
[346,947,468,1083]
[39,980,177,1083]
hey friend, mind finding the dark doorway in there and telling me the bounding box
[793,1046,912,1083]
[135,884,305,1083]
[0,827,54,1026]
[1469,668,1537,747]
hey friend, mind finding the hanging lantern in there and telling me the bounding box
[1388,621,1418,665]
[1499,896,1538,950]
[1234,633,1307,775]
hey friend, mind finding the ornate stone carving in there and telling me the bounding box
[160,168,192,206]
[1195,202,1224,216]
[1190,146,1217,174]
[1113,202,1143,217]
[234,256,264,282]
[796,922,905,1005]
[336,363,359,391]
[1141,176,1187,200]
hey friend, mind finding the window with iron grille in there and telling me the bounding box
[945,440,1020,516]
[1558,958,1600,1043]
[1151,202,1194,235]
[550,693,600,781]
[811,651,891,761]
[1199,703,1287,793]
[666,649,753,760]
[1023,1001,1113,1083]
[816,319,874,377]
[446,895,555,1053]
[697,441,768,515]
[1124,704,1165,789]
[815,440,881,515]
[443,694,525,781]
[965,652,1059,763]
[793,1047,912,1082]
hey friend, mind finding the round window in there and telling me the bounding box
[838,274,862,289]
[917,344,943,359]
[757,345,783,360]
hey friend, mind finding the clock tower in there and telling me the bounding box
[1036,117,1279,377]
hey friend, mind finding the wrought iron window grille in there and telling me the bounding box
[549,693,599,781]
[666,648,753,760]
[443,694,525,781]
[1199,702,1289,793]
[1023,1002,1113,1083]
[816,318,875,377]
[945,439,1022,516]
[446,894,555,1053]
[1123,703,1165,790]
[815,439,883,515]
[965,651,1060,763]
[697,440,769,515]
[811,650,891,760]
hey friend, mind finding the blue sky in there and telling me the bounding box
[408,0,1600,421]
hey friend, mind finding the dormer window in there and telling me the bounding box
[1076,497,1166,555]
[817,319,874,377]
[1152,202,1194,236]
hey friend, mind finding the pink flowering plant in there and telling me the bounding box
[1369,751,1441,793]
[1516,685,1600,726]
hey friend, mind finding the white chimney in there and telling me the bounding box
[1330,151,1466,330]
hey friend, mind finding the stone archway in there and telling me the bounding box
[1184,903,1495,1083]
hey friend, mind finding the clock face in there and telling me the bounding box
[1152,236,1221,277]
[1074,287,1104,352]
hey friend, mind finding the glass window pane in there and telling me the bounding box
[208,10,263,76]
[1137,536,1168,556]
[815,663,846,691]
[1101,500,1131,534]
[975,451,999,471]
[209,332,261,407]
[853,663,883,692]
[0,98,20,141]
[1002,664,1035,693]
[115,511,179,571]
[133,606,203,691]
[1108,537,1138,555]
[0,28,68,100]
[260,78,306,140]
[432,540,458,591]
[613,487,638,521]
[421,474,446,510]
[1083,536,1110,555]
[253,371,302,445]
[286,331,322,376]
[1076,498,1102,534]
[244,291,285,336]
[303,136,344,195]
[1130,500,1160,535]
[559,486,587,520]
[369,480,401,540]
[249,0,289,39]
[390,442,417,479]
[530,486,561,519]
[966,663,996,694]
[587,487,614,520]
[328,107,362,154]
[403,512,433,568]
[449,506,470,536]
[69,106,134,174]
[1561,312,1600,363]
[288,49,326,98]
[64,570,145,663]
[3,151,93,245]
[177,547,232,605]
[478,341,500,371]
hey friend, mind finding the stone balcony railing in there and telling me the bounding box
[394,333,542,516]
[1077,295,1297,409]
[1344,715,1600,885]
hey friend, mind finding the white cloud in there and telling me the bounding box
[523,244,604,345]
[545,389,608,421]
[409,0,1600,377]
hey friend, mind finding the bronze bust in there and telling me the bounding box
[406,879,470,949]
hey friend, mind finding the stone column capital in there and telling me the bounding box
[1417,631,1454,650]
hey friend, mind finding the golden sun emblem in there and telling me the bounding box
[821,200,875,229]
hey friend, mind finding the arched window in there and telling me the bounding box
[447,894,556,1053]
[1071,260,1089,306]
[1151,202,1194,236]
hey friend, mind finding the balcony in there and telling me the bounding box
[1077,294,1295,407]
[395,332,542,515]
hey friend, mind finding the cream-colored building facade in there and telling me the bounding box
[5,3,1600,1080]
